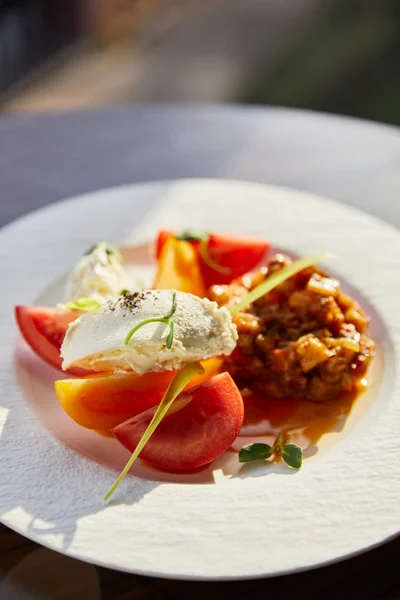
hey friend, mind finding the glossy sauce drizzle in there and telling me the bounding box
[236,379,367,453]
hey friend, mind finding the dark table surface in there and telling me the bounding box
[0,104,399,599]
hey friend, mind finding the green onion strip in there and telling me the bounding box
[230,253,333,316]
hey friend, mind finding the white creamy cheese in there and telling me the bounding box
[65,242,129,304]
[61,289,238,373]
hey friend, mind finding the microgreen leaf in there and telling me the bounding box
[124,292,177,349]
[282,443,303,469]
[239,443,273,463]
[175,229,209,242]
[120,289,131,296]
[165,320,175,349]
[230,253,334,316]
[63,298,102,312]
[85,241,122,262]
[104,362,203,501]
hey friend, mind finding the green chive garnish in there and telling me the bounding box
[230,253,334,315]
[104,362,203,501]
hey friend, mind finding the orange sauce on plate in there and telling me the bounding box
[238,379,367,452]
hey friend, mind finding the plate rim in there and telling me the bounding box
[1,178,399,580]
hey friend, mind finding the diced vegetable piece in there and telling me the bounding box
[295,334,333,372]
[323,336,360,353]
[307,274,340,297]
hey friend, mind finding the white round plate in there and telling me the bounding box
[0,179,399,580]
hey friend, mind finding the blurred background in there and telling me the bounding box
[0,0,399,125]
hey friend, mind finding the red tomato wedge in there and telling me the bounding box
[155,229,269,286]
[113,372,244,472]
[15,306,94,376]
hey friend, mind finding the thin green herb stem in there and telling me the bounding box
[124,292,177,348]
[124,317,171,346]
[104,362,203,501]
[166,320,175,349]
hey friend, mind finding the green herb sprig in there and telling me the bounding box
[239,433,302,470]
[124,292,177,349]
[105,362,203,501]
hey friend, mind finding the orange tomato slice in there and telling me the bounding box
[152,237,206,297]
[54,357,223,432]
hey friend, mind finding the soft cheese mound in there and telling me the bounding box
[61,289,238,373]
[65,243,128,304]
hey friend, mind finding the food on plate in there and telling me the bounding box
[65,241,128,304]
[15,306,93,376]
[61,289,237,374]
[210,254,375,402]
[104,362,205,499]
[153,236,206,297]
[54,357,222,432]
[113,372,244,472]
[155,229,269,286]
[16,241,130,375]
[15,229,376,494]
[239,433,302,470]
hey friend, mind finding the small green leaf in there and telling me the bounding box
[175,229,209,242]
[282,443,303,469]
[64,298,102,312]
[120,289,131,296]
[230,253,334,316]
[104,362,203,501]
[239,443,273,463]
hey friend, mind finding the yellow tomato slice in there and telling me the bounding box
[152,237,206,297]
[54,357,223,432]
